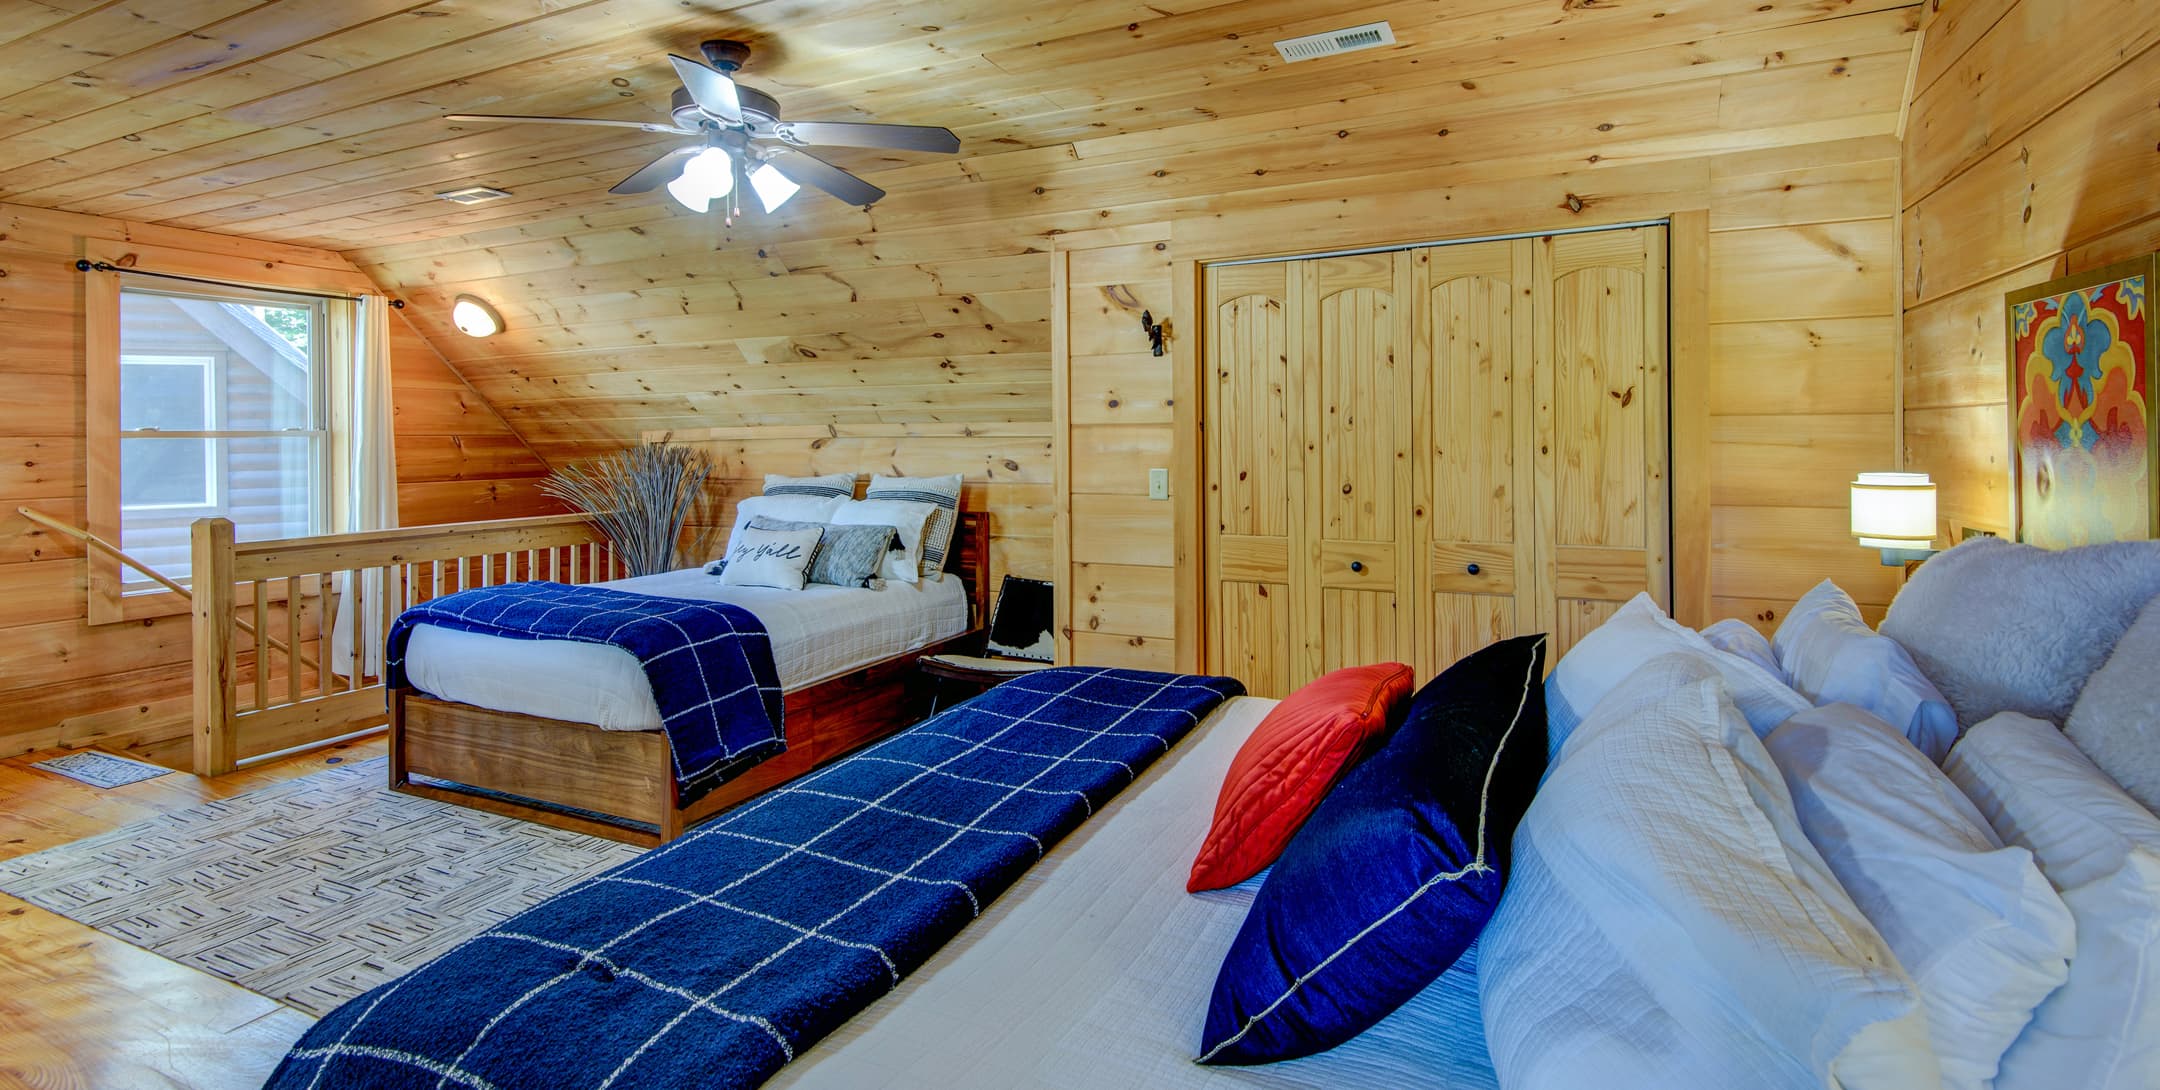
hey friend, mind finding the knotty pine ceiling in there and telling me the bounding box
[0,0,1920,459]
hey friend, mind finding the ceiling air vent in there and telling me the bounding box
[436,185,512,205]
[1273,21,1395,63]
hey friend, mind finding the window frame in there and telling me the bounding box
[112,282,336,593]
[84,239,378,625]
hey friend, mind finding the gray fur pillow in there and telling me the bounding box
[1880,536,2160,728]
[2066,595,2160,812]
[747,516,893,589]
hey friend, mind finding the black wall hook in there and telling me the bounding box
[1140,309,1165,357]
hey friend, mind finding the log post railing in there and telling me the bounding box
[190,513,615,775]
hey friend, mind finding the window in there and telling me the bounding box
[83,242,386,625]
[118,355,216,509]
[114,284,331,588]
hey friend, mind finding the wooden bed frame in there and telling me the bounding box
[388,512,992,846]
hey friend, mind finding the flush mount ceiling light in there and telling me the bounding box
[451,294,503,338]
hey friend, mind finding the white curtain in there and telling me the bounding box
[331,296,400,678]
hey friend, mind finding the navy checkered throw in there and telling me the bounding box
[267,666,1243,1090]
[386,582,785,806]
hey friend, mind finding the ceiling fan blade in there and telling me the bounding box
[764,149,886,208]
[445,113,697,135]
[774,120,960,154]
[668,54,742,123]
[609,147,699,194]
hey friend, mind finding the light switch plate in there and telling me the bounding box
[1147,467,1170,500]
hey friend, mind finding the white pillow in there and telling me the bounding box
[1945,711,2160,1090]
[829,498,937,585]
[1773,580,1958,763]
[720,494,844,563]
[1701,618,1784,680]
[1881,535,2160,726]
[865,473,963,579]
[714,524,823,591]
[1546,592,1809,759]
[762,472,856,501]
[1764,704,2075,1090]
[1481,654,1937,1090]
[2066,594,2160,812]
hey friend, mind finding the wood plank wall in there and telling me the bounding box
[1707,140,1904,627]
[1900,0,2160,540]
[359,3,1924,663]
[0,201,547,763]
[652,424,1051,591]
[1054,233,1180,670]
[387,308,558,526]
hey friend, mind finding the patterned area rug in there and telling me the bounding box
[0,757,640,1016]
[31,750,174,788]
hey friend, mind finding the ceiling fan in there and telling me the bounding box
[445,40,961,219]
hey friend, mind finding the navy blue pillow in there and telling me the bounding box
[1196,634,1550,1064]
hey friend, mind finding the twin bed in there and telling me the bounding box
[389,511,990,846]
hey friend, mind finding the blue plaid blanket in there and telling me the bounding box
[386,582,785,806]
[267,667,1243,1090]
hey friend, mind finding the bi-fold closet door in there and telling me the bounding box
[1205,226,1669,698]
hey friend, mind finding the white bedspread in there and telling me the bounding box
[402,570,968,730]
[768,695,1500,1090]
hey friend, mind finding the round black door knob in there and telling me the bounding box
[1349,561,1364,573]
[1466,563,1481,575]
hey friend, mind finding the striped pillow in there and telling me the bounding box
[763,473,856,501]
[865,473,963,579]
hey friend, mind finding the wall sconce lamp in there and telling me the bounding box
[451,294,502,338]
[1851,471,1938,567]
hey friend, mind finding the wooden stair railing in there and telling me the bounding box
[189,513,614,775]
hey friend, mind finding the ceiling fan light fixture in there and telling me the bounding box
[443,40,958,215]
[749,162,800,212]
[666,147,734,212]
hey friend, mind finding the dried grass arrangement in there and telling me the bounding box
[540,441,716,578]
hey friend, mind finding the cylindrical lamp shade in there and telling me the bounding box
[1850,471,1937,549]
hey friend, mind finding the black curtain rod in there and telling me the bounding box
[71,259,405,307]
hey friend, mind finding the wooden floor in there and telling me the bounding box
[0,737,385,1090]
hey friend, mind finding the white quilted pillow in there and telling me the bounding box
[1701,618,1785,680]
[1481,653,1937,1090]
[1947,712,2160,1090]
[1765,704,2073,1090]
[1774,580,1957,763]
[1546,593,1808,760]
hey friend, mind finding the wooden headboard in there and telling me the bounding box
[948,510,993,632]
[649,428,1051,614]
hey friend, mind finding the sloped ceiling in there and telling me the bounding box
[0,0,1920,461]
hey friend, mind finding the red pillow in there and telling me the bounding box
[1187,662,1415,892]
